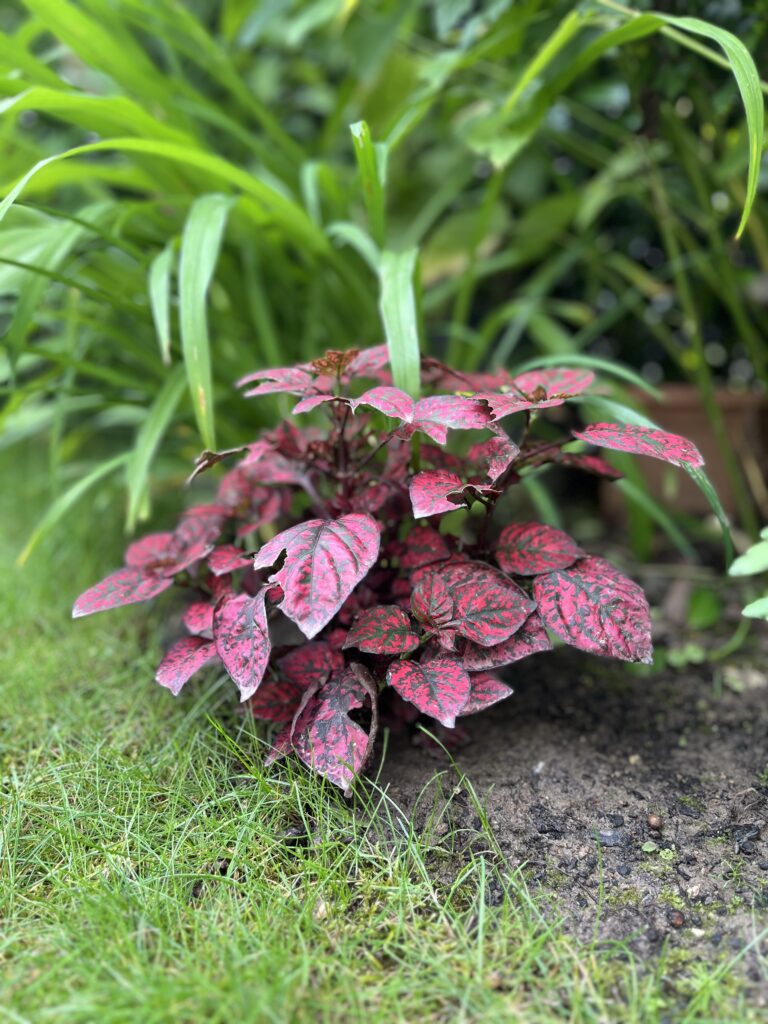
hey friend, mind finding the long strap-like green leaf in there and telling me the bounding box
[178,194,232,450]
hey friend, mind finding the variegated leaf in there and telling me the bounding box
[468,429,519,483]
[451,570,535,646]
[238,365,315,396]
[247,677,303,723]
[460,673,513,716]
[495,522,584,576]
[410,574,454,627]
[183,601,214,637]
[484,368,594,419]
[386,656,470,728]
[253,514,380,639]
[409,470,465,518]
[415,394,492,430]
[462,612,552,670]
[572,423,704,469]
[124,532,177,570]
[351,386,414,421]
[400,524,450,570]
[279,641,345,689]
[213,590,271,700]
[533,556,652,663]
[207,545,251,576]
[343,606,419,654]
[72,568,173,618]
[292,668,372,791]
[155,637,217,695]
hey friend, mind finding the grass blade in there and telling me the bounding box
[350,120,386,247]
[379,248,421,399]
[178,194,232,450]
[125,365,186,532]
[148,241,176,366]
[0,138,326,251]
[656,15,764,238]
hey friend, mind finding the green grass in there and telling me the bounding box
[0,452,764,1023]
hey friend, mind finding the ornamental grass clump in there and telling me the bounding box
[74,346,704,792]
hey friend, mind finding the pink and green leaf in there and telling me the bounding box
[213,590,271,700]
[344,606,419,654]
[533,556,652,663]
[495,522,584,576]
[386,655,470,728]
[460,673,513,716]
[253,514,380,639]
[462,612,552,670]
[572,423,704,469]
[155,637,217,695]
[73,567,173,618]
[410,574,454,627]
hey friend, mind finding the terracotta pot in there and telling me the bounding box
[600,384,768,521]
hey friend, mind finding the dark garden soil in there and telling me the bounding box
[380,572,768,994]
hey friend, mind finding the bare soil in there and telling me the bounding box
[380,595,768,993]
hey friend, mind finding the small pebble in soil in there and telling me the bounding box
[606,813,625,827]
[597,829,624,847]
[647,813,663,831]
[739,840,756,855]
[758,860,768,871]
[667,910,685,929]
[617,864,631,877]
[677,865,691,881]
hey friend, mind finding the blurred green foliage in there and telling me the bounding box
[0,0,765,550]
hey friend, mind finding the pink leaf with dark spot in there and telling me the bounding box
[468,429,519,483]
[411,575,454,628]
[451,571,535,646]
[124,533,177,570]
[279,641,344,689]
[401,524,450,570]
[351,386,414,421]
[396,419,449,445]
[347,344,390,380]
[409,470,465,518]
[533,556,652,663]
[292,668,371,791]
[292,394,339,414]
[213,591,271,700]
[171,504,227,568]
[238,366,315,396]
[462,612,552,670]
[252,514,380,639]
[415,395,492,430]
[386,656,470,728]
[495,522,584,576]
[72,568,173,618]
[247,678,303,723]
[208,545,250,576]
[155,637,217,695]
[460,673,513,715]
[237,445,308,486]
[572,423,704,469]
[484,368,594,419]
[343,606,419,654]
[183,601,214,637]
